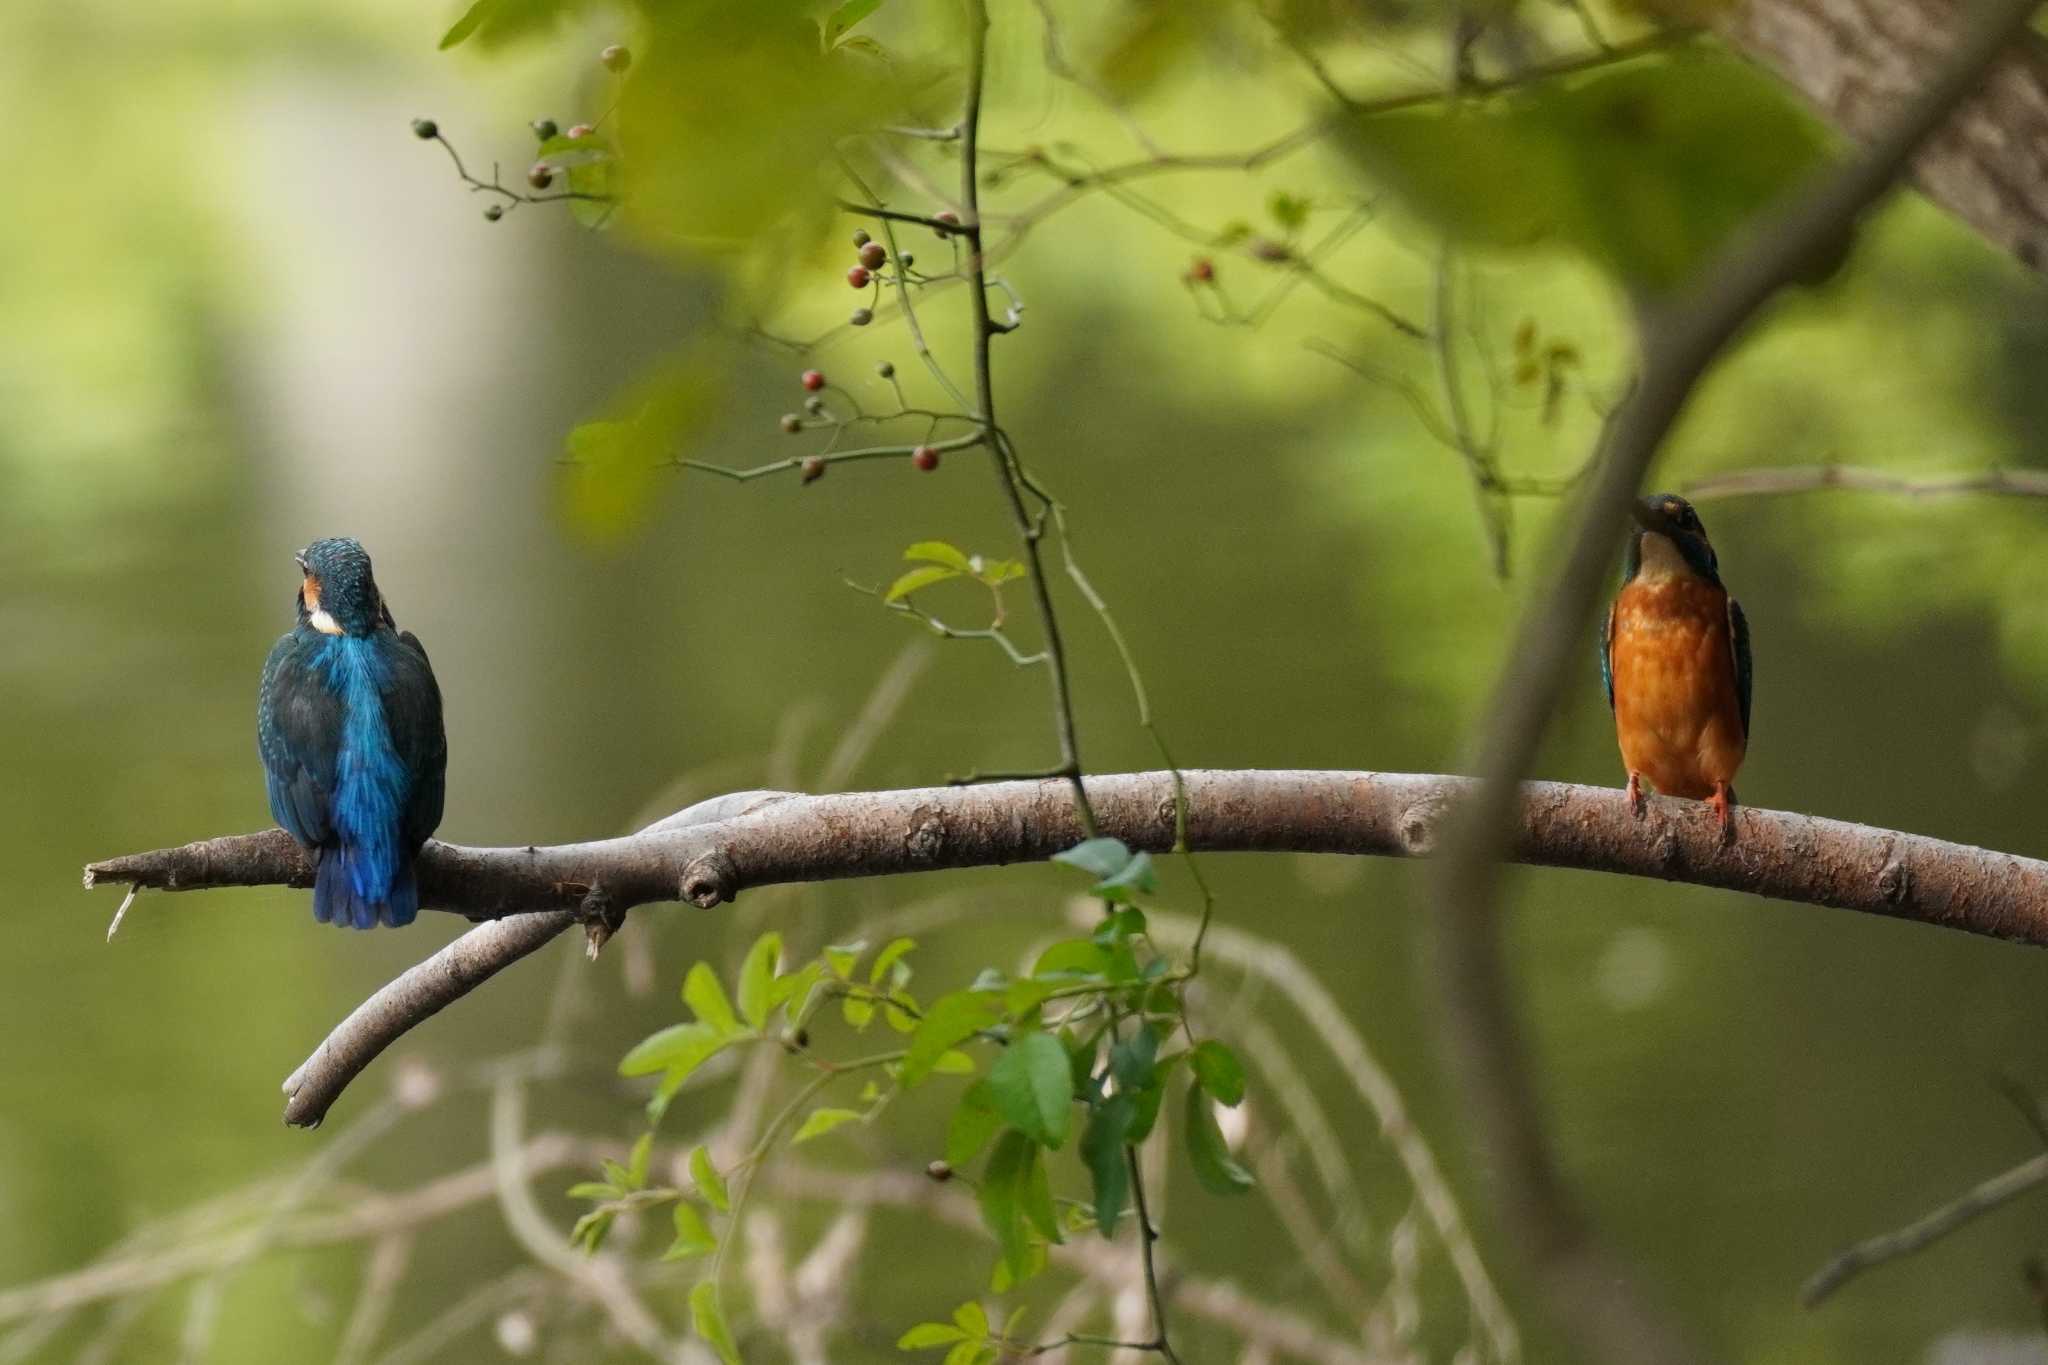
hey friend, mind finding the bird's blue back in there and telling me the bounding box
[259,580,445,929]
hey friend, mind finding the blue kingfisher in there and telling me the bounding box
[257,538,447,928]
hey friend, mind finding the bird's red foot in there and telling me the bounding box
[1625,772,1645,819]
[1709,781,1736,841]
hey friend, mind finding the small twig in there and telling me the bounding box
[1684,462,2048,501]
[104,885,137,942]
[1801,1151,2048,1306]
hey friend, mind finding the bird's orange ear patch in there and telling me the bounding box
[303,574,344,635]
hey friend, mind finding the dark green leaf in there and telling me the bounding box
[1267,190,1311,232]
[1053,837,1134,880]
[987,1032,1074,1149]
[978,1130,1033,1278]
[1126,1077,1165,1143]
[1110,1027,1158,1093]
[1082,1094,1134,1237]
[1189,1040,1246,1106]
[947,1081,1003,1166]
[1093,851,1156,903]
[1185,1083,1255,1195]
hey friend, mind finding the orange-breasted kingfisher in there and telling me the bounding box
[1600,494,1752,833]
[257,538,447,928]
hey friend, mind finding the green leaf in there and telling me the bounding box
[1189,1040,1246,1106]
[1110,1027,1159,1094]
[793,1107,863,1143]
[766,960,824,1018]
[559,342,728,541]
[664,1201,717,1260]
[1093,851,1156,904]
[1126,1074,1166,1143]
[824,941,865,979]
[570,1207,616,1252]
[978,1131,1033,1279]
[823,0,884,47]
[1053,837,1135,880]
[737,931,783,1029]
[987,1032,1074,1149]
[869,936,917,987]
[942,1342,985,1365]
[898,1322,970,1350]
[683,961,742,1035]
[1267,189,1311,232]
[932,1048,977,1076]
[688,1144,729,1212]
[952,1299,989,1339]
[1082,1094,1134,1237]
[904,540,972,570]
[690,1281,741,1365]
[619,1021,729,1079]
[974,558,1026,586]
[904,990,1004,1085]
[885,565,961,603]
[1032,938,1111,980]
[438,0,492,48]
[565,1181,616,1200]
[947,1081,1003,1167]
[626,1132,653,1188]
[1335,48,1831,291]
[1020,1140,1060,1244]
[1185,1083,1255,1195]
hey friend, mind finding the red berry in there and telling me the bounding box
[566,124,594,140]
[600,44,631,73]
[911,445,939,472]
[857,240,888,270]
[933,209,960,237]
[780,414,803,434]
[801,369,825,392]
[801,456,825,484]
[527,163,553,189]
[1189,256,1215,283]
[846,265,870,288]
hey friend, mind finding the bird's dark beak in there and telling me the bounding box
[1629,500,1667,533]
[294,552,309,572]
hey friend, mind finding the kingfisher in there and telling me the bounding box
[257,538,446,928]
[1601,494,1752,834]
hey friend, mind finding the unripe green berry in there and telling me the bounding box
[483,203,505,222]
[411,118,439,140]
[849,307,873,326]
[875,360,895,379]
[852,228,872,247]
[803,395,826,416]
[897,251,914,269]
[600,44,631,72]
[780,414,803,434]
[531,118,558,141]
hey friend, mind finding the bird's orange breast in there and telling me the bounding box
[1609,575,1746,800]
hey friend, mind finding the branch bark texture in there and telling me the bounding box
[85,770,2048,942]
[1723,0,2048,266]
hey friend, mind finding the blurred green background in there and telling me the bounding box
[5,1,2048,1361]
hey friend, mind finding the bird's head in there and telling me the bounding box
[294,538,392,637]
[1624,493,1720,586]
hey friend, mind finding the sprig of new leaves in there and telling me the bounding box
[571,837,1251,1362]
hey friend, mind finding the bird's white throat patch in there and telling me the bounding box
[1634,531,1692,582]
[309,608,345,635]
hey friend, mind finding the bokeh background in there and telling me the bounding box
[5,1,2048,1362]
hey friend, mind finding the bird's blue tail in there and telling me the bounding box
[313,849,420,929]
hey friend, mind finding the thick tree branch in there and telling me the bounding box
[84,770,2048,1126]
[1423,1,2045,1360]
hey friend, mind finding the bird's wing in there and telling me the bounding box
[257,634,340,846]
[1600,597,1617,711]
[1727,596,1752,739]
[383,629,448,852]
